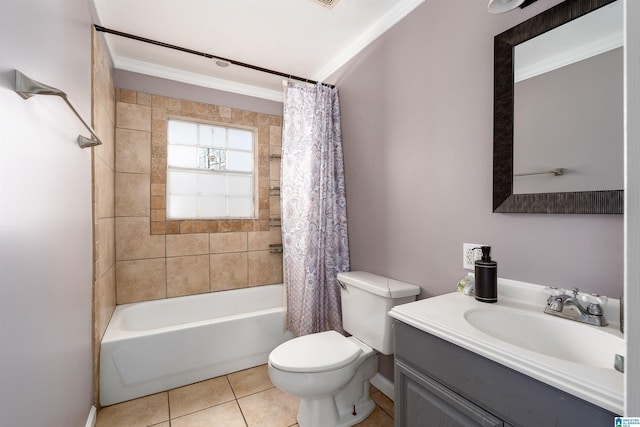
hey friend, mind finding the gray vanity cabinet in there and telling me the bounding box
[393,320,618,427]
[396,359,506,426]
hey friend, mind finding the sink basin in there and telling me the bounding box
[464,308,624,370]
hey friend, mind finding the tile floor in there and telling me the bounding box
[96,364,394,427]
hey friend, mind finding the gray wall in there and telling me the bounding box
[0,0,95,425]
[332,0,623,299]
[115,69,283,116]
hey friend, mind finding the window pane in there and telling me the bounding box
[211,126,227,148]
[199,196,226,217]
[228,197,253,217]
[168,145,198,168]
[166,119,255,220]
[198,125,215,148]
[198,148,226,170]
[168,195,197,218]
[199,173,227,196]
[228,128,253,151]
[227,151,253,172]
[168,171,198,195]
[168,121,197,145]
[228,175,252,196]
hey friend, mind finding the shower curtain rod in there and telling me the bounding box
[94,25,335,89]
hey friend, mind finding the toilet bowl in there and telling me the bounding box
[268,271,420,427]
[268,331,376,427]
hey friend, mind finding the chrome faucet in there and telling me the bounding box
[544,287,608,327]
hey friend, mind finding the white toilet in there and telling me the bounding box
[268,271,420,427]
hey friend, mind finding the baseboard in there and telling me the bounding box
[370,373,394,401]
[85,405,97,427]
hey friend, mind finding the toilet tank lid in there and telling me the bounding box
[337,271,420,298]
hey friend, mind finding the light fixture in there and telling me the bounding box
[487,0,525,14]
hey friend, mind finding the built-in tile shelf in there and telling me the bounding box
[270,217,281,228]
[269,244,283,254]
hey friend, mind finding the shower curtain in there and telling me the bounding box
[281,81,350,337]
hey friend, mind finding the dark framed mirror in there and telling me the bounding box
[493,0,623,214]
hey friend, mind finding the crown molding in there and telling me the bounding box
[112,57,284,102]
[515,32,623,82]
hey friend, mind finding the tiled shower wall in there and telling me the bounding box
[114,89,283,304]
[91,29,116,405]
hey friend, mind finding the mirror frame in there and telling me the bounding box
[493,0,623,214]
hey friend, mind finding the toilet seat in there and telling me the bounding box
[269,330,361,373]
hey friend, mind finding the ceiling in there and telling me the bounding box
[92,0,425,101]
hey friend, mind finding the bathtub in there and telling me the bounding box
[100,284,293,406]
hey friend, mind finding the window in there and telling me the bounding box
[167,119,256,219]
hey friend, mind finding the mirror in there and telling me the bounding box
[493,0,623,214]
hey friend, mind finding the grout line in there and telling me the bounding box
[165,391,171,424]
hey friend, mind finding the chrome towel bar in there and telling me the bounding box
[514,168,564,177]
[15,70,102,148]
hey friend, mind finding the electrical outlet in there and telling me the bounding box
[463,243,485,270]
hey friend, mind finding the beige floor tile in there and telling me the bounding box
[169,376,236,418]
[354,406,394,427]
[371,391,394,418]
[228,364,274,398]
[96,392,169,427]
[238,387,299,427]
[171,401,247,427]
[150,423,170,427]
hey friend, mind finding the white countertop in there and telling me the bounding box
[389,277,624,414]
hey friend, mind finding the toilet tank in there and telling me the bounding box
[337,271,420,355]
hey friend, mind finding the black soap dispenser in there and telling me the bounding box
[475,246,497,303]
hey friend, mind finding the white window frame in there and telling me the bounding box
[166,118,258,220]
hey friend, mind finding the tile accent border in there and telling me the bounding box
[116,88,282,235]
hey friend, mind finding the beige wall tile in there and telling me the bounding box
[116,128,151,174]
[166,255,209,297]
[96,217,115,279]
[115,173,150,217]
[247,229,282,251]
[270,144,282,156]
[270,160,280,182]
[95,102,116,170]
[248,251,283,286]
[95,264,115,341]
[116,102,151,132]
[210,252,248,291]
[116,258,166,304]
[166,234,209,257]
[210,232,247,253]
[269,125,282,146]
[95,157,114,220]
[270,196,280,216]
[119,89,137,104]
[115,217,165,260]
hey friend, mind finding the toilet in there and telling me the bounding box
[268,271,420,427]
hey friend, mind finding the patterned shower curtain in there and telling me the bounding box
[281,81,350,337]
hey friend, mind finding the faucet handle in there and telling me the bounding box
[580,293,608,306]
[545,286,566,296]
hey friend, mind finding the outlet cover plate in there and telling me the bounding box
[463,243,486,270]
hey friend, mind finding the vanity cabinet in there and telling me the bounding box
[394,320,618,427]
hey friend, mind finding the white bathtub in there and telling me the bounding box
[100,284,293,406]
